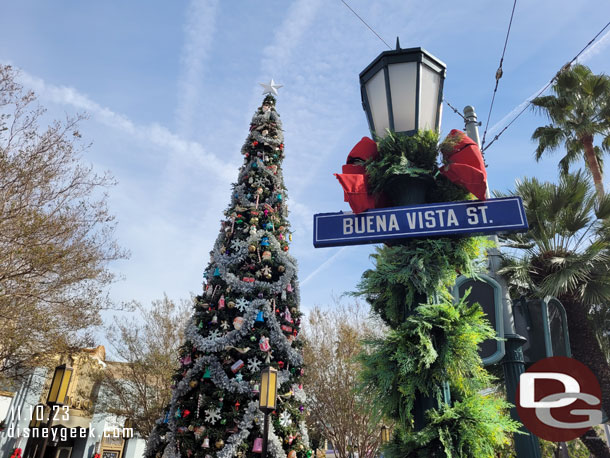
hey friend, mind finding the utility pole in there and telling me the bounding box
[463,105,542,458]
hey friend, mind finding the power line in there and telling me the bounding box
[482,19,610,152]
[444,98,466,122]
[480,0,517,151]
[338,0,391,50]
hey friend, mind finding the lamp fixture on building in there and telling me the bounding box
[360,40,446,138]
[46,364,73,406]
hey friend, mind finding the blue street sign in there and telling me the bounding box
[313,197,528,248]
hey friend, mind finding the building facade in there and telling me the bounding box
[0,347,146,458]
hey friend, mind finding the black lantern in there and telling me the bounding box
[360,41,446,138]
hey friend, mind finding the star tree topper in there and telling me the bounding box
[260,79,283,96]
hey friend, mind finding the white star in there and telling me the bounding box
[260,79,283,96]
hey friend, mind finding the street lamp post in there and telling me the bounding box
[360,40,446,138]
[359,42,450,432]
[36,364,73,458]
[258,366,278,458]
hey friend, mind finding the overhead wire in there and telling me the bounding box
[338,0,391,50]
[482,19,610,152]
[338,0,466,123]
[480,0,517,151]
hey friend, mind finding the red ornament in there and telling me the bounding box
[183,409,191,417]
[278,361,285,369]
[235,401,240,410]
[253,141,259,146]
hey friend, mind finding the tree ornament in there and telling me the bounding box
[227,300,235,309]
[231,360,244,373]
[279,411,292,427]
[189,380,198,388]
[234,298,248,312]
[259,336,271,352]
[202,437,210,448]
[288,451,297,458]
[220,320,230,331]
[204,408,221,425]
[215,439,224,449]
[218,295,225,309]
[202,367,211,379]
[233,316,245,330]
[248,244,257,253]
[247,357,262,372]
[255,311,265,322]
[278,265,285,273]
[262,250,272,261]
[252,438,263,453]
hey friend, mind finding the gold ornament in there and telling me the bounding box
[265,273,272,280]
[189,380,198,388]
[228,301,235,309]
[248,244,257,253]
[215,439,224,449]
[291,307,297,314]
[250,217,259,225]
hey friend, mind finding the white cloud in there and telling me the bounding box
[176,0,219,137]
[15,68,237,183]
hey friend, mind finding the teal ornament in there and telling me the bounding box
[261,237,270,246]
[203,271,208,278]
[252,162,258,169]
[175,408,181,418]
[203,367,211,379]
[213,268,220,277]
[265,222,273,230]
[247,193,252,199]
[256,311,264,322]
[198,321,203,329]
[277,193,282,201]
[235,373,243,381]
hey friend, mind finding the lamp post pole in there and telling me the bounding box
[261,411,271,458]
[463,106,541,458]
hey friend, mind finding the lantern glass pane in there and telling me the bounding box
[57,368,72,405]
[47,369,63,404]
[260,371,269,408]
[268,370,277,409]
[547,299,568,357]
[387,62,417,133]
[365,70,389,136]
[419,65,442,131]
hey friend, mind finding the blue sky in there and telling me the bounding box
[2,1,610,331]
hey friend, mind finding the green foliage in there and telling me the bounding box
[366,130,440,194]
[384,394,519,458]
[354,237,492,327]
[356,129,517,457]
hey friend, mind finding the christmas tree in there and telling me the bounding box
[146,85,310,458]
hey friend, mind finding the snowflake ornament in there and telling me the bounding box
[236,298,249,312]
[208,329,221,340]
[247,357,262,372]
[279,411,292,427]
[235,373,243,382]
[230,239,245,251]
[204,407,221,425]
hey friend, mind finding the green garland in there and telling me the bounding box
[355,130,520,457]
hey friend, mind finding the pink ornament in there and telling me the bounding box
[286,283,293,293]
[252,438,263,453]
[218,295,225,309]
[259,336,271,352]
[231,359,244,373]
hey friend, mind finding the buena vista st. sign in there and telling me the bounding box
[313,196,528,248]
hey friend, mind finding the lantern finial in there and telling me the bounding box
[395,37,401,50]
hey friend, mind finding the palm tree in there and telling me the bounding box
[497,172,610,456]
[531,64,610,198]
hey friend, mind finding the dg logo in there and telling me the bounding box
[516,356,603,442]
